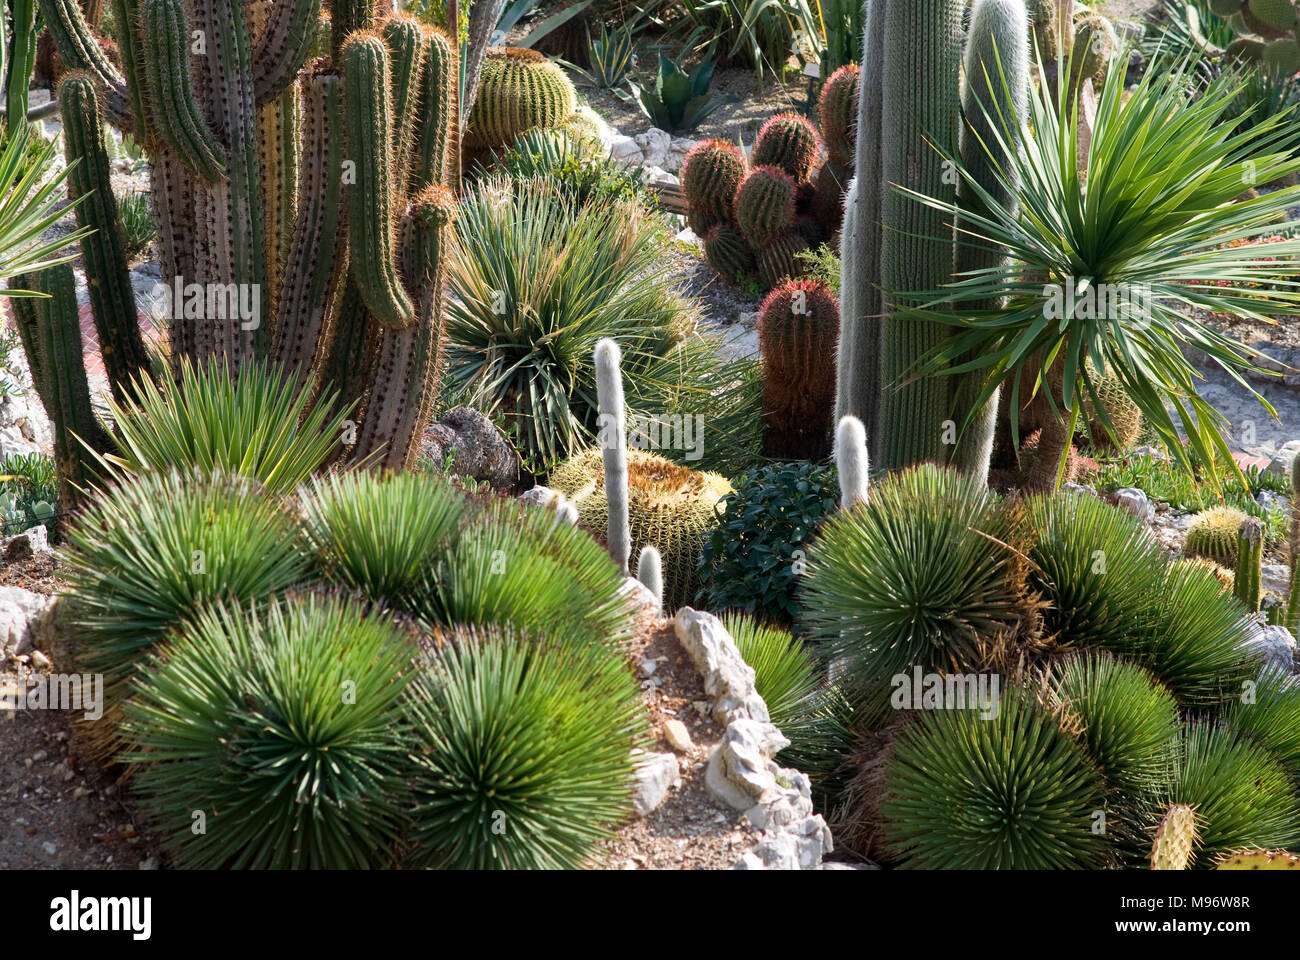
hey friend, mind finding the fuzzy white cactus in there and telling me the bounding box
[637,545,664,614]
[595,337,631,574]
[836,415,870,509]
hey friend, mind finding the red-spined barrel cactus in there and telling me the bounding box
[819,65,859,169]
[735,165,797,246]
[703,223,755,284]
[681,138,747,230]
[756,230,810,290]
[758,279,839,459]
[752,111,821,183]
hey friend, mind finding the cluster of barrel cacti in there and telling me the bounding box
[1212,0,1300,71]
[1026,0,1120,86]
[462,46,602,165]
[682,95,854,293]
[757,279,840,460]
[30,0,457,490]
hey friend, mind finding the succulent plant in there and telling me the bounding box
[752,112,821,183]
[1185,506,1250,564]
[1083,376,1144,451]
[735,165,798,246]
[1215,848,1300,868]
[1235,515,1265,611]
[756,230,811,291]
[463,46,578,152]
[757,279,839,460]
[702,222,754,282]
[818,64,859,169]
[548,447,732,612]
[680,139,746,231]
[1151,804,1199,870]
[1071,13,1119,89]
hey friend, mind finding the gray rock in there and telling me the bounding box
[2,525,50,564]
[663,718,694,753]
[609,134,642,163]
[0,587,57,659]
[631,749,679,816]
[1115,487,1154,521]
[634,127,672,168]
[674,607,769,726]
[421,406,520,489]
[1248,622,1297,675]
[1268,441,1300,477]
[705,745,755,811]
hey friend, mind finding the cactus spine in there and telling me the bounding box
[836,416,870,509]
[758,280,839,460]
[1236,516,1264,611]
[751,112,820,182]
[595,338,631,576]
[57,70,152,405]
[637,545,664,615]
[948,0,1029,486]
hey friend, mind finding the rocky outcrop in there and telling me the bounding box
[0,587,58,661]
[675,607,834,870]
[420,406,521,490]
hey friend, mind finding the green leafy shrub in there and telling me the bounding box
[0,452,58,534]
[115,191,157,262]
[405,623,646,869]
[122,595,415,869]
[881,687,1110,869]
[698,461,838,625]
[488,127,650,208]
[63,470,310,705]
[1163,722,1300,866]
[107,357,353,494]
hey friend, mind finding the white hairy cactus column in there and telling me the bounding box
[637,545,664,614]
[836,415,870,509]
[595,337,631,574]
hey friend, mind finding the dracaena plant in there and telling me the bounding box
[624,53,737,133]
[899,53,1300,488]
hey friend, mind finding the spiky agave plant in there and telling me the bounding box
[801,464,1034,716]
[298,469,467,604]
[417,497,636,650]
[62,470,310,708]
[1161,721,1300,866]
[105,356,354,494]
[723,611,850,780]
[404,624,647,869]
[880,686,1110,869]
[1026,491,1166,651]
[1223,665,1300,786]
[121,595,416,869]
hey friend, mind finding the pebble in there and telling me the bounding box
[30,650,51,670]
[663,719,694,753]
[41,841,56,856]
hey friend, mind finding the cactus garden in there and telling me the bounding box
[0,0,1298,908]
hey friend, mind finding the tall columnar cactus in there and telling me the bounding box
[836,415,870,509]
[752,112,820,182]
[948,0,1030,486]
[838,0,1028,477]
[32,0,459,474]
[757,280,839,460]
[595,338,630,576]
[1286,452,1300,634]
[22,264,113,512]
[1236,516,1265,612]
[57,70,152,405]
[3,0,37,130]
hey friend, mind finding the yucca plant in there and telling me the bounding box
[1161,722,1300,866]
[0,122,92,290]
[1224,665,1300,786]
[62,470,310,706]
[299,469,467,605]
[723,611,851,779]
[881,686,1111,869]
[405,623,647,869]
[902,54,1300,486]
[105,357,354,495]
[418,497,636,651]
[446,176,713,475]
[121,595,416,869]
[802,464,1033,715]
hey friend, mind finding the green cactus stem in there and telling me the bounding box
[250,0,322,104]
[752,112,821,183]
[412,26,457,189]
[735,165,797,246]
[139,0,228,181]
[36,0,134,126]
[702,223,754,283]
[464,47,577,152]
[382,13,426,183]
[819,64,859,169]
[1236,516,1264,612]
[681,139,747,232]
[757,279,839,460]
[341,31,415,330]
[58,70,151,405]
